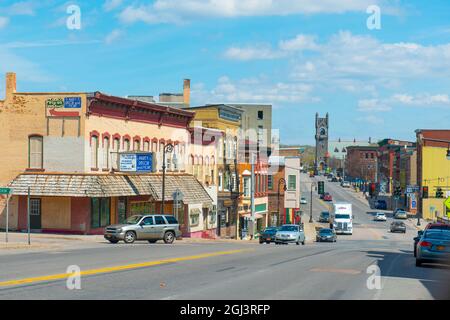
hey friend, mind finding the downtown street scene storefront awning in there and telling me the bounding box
[8,173,213,206]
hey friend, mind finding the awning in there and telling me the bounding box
[8,173,213,205]
[242,213,264,219]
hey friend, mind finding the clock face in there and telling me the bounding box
[319,127,327,137]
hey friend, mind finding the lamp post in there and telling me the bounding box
[277,178,287,226]
[310,182,316,223]
[161,143,174,215]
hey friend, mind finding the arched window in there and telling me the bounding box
[29,135,43,169]
[133,139,141,151]
[103,136,110,169]
[144,140,150,152]
[91,135,99,169]
[112,138,120,169]
[124,138,130,152]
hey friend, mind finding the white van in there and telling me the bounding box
[332,203,353,235]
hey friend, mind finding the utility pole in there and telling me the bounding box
[161,143,174,215]
[310,182,314,223]
[27,186,31,245]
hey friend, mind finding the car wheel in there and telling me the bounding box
[302,240,305,245]
[163,231,175,244]
[415,259,422,267]
[108,240,119,244]
[296,241,300,245]
[259,240,263,244]
[148,240,157,244]
[414,245,417,257]
[266,241,270,244]
[124,231,136,244]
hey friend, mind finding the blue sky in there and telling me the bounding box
[1,0,450,145]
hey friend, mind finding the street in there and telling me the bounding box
[1,174,449,300]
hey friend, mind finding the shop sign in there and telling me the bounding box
[119,153,153,173]
[46,96,82,117]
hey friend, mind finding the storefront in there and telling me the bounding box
[9,173,212,236]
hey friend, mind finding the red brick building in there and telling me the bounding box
[345,146,378,182]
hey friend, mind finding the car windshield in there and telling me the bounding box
[428,225,450,230]
[280,226,298,232]
[264,227,278,233]
[376,213,385,216]
[321,212,329,216]
[319,229,333,234]
[424,230,450,240]
[125,215,143,224]
[335,214,350,219]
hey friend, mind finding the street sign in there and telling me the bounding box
[0,188,11,195]
[444,197,450,211]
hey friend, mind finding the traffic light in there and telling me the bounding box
[422,186,428,199]
[318,181,325,195]
[369,183,376,197]
[394,186,402,197]
[436,187,444,198]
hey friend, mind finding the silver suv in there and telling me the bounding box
[104,215,181,244]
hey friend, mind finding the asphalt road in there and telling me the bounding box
[0,174,449,300]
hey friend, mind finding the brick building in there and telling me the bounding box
[344,146,378,182]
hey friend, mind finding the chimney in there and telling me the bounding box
[369,137,372,144]
[183,79,190,107]
[5,72,16,101]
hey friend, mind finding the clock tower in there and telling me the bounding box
[315,113,329,173]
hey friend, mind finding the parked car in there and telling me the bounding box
[259,227,279,244]
[104,214,181,244]
[390,221,406,233]
[341,181,351,188]
[316,228,337,242]
[416,229,450,267]
[300,197,308,205]
[374,212,387,221]
[319,211,331,223]
[323,193,333,202]
[374,200,387,210]
[275,224,306,245]
[415,224,450,257]
[331,177,339,182]
[394,209,408,219]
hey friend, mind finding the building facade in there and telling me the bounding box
[344,146,378,182]
[0,73,214,235]
[416,130,450,220]
[315,113,329,172]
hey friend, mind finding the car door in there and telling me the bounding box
[138,216,155,240]
[153,215,167,239]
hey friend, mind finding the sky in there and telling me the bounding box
[1,0,450,145]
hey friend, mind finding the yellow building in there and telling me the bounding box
[416,129,450,220]
[185,104,244,239]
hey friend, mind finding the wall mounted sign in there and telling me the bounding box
[119,153,153,173]
[46,97,82,117]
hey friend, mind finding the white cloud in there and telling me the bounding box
[103,0,123,12]
[224,45,282,61]
[7,1,36,15]
[119,0,386,24]
[279,34,319,52]
[192,75,318,104]
[0,17,9,29]
[105,29,124,44]
[392,93,450,106]
[357,99,391,112]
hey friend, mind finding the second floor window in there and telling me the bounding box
[268,175,273,190]
[124,139,130,152]
[288,175,296,190]
[103,137,110,169]
[243,176,250,197]
[91,135,99,169]
[29,136,43,169]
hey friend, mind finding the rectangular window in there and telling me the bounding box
[243,177,250,197]
[30,198,41,215]
[91,198,110,228]
[218,173,223,191]
[103,137,110,169]
[29,136,43,169]
[288,175,296,190]
[258,110,264,120]
[268,175,273,190]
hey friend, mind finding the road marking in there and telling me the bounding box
[0,249,252,288]
[310,267,362,275]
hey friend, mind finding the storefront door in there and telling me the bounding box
[30,198,41,230]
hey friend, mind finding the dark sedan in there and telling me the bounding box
[319,211,330,223]
[259,227,279,244]
[316,228,337,242]
[416,229,450,267]
[390,221,406,233]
